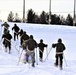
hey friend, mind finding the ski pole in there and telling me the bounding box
[0,25,2,36]
[17,49,23,65]
[39,49,43,53]
[0,38,2,50]
[0,25,1,36]
[46,47,48,60]
[44,47,52,62]
[63,54,68,67]
[36,48,38,65]
[15,44,19,53]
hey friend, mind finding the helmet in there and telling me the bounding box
[58,38,62,43]
[4,22,7,24]
[14,24,17,26]
[23,31,26,34]
[40,39,43,43]
[30,35,33,39]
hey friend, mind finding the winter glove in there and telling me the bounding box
[1,24,3,26]
[46,44,48,47]
[52,43,56,48]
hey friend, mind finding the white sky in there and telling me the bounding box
[0,0,74,21]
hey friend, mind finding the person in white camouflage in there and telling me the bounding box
[25,35,37,67]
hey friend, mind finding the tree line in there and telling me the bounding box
[7,9,74,26]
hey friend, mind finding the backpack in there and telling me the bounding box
[56,43,65,52]
[27,39,36,50]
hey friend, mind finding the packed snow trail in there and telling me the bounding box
[0,22,76,75]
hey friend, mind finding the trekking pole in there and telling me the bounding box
[17,49,23,65]
[0,25,2,36]
[0,25,2,37]
[63,54,68,67]
[44,47,52,62]
[36,48,38,65]
[46,47,48,60]
[39,49,43,53]
[0,38,2,50]
[14,44,19,53]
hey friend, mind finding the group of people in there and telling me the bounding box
[1,22,66,70]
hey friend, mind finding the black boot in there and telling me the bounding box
[32,63,35,67]
[26,59,28,63]
[60,65,62,70]
[54,63,58,67]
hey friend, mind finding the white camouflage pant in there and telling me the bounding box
[26,50,35,64]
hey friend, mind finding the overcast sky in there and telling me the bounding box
[0,0,74,21]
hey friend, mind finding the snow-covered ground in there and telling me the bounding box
[0,22,76,75]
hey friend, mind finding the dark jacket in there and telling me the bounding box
[26,38,37,51]
[12,25,20,33]
[2,32,12,46]
[1,22,9,29]
[21,33,29,49]
[2,33,12,40]
[38,43,47,51]
[18,29,23,36]
[21,32,29,41]
[52,42,66,52]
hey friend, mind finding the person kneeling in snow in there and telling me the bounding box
[52,38,66,70]
[25,35,37,67]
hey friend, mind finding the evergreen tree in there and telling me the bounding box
[66,14,73,26]
[27,9,36,23]
[40,11,47,24]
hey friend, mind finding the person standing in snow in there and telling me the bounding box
[25,35,37,67]
[1,22,10,34]
[37,39,48,62]
[21,31,29,50]
[2,31,12,54]
[52,38,66,70]
[12,24,20,41]
[18,29,24,46]
[19,31,29,64]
